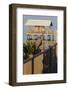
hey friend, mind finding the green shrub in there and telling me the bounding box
[23,40,41,59]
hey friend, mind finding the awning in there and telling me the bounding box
[25,20,52,26]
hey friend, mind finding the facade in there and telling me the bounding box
[25,19,57,48]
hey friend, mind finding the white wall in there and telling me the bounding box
[0,0,68,90]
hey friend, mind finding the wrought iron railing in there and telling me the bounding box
[23,43,57,74]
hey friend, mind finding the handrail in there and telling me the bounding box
[23,43,57,64]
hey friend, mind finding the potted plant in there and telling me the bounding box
[23,40,42,59]
[23,41,35,59]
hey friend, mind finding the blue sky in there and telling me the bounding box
[23,15,57,42]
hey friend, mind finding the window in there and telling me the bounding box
[52,35,54,41]
[47,35,51,41]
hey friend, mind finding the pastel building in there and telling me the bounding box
[25,19,57,49]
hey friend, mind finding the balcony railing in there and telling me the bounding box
[23,43,57,74]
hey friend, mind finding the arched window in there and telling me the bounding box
[52,35,54,41]
[47,35,51,41]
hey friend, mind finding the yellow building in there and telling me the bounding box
[25,19,57,49]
